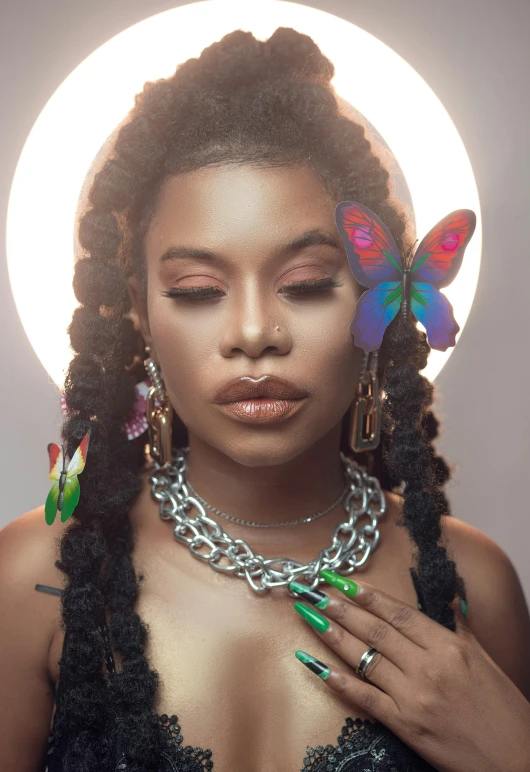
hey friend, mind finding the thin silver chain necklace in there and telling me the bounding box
[148,447,386,594]
[186,478,349,528]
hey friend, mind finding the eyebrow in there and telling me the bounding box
[159,229,341,263]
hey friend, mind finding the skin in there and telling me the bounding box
[1,162,530,771]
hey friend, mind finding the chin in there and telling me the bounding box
[202,422,336,469]
[185,401,347,468]
[212,434,299,466]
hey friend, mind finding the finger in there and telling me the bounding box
[295,649,398,727]
[290,580,419,671]
[319,570,450,649]
[293,601,405,695]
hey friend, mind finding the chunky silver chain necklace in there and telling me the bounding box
[148,447,386,594]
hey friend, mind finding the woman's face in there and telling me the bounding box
[132,163,364,466]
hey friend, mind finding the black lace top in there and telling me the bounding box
[36,568,437,771]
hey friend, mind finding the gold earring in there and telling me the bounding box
[144,350,173,467]
[349,352,382,453]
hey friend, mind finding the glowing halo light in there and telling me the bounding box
[7,0,481,387]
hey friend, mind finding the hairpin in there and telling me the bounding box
[335,201,476,353]
[45,431,90,525]
[60,379,151,441]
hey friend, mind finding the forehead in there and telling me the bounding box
[145,164,337,249]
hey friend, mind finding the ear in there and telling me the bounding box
[128,275,153,350]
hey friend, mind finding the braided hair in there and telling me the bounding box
[55,27,467,770]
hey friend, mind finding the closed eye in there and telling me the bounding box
[162,286,223,300]
[162,277,342,301]
[279,278,343,295]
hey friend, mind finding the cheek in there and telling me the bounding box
[317,335,360,414]
[285,302,362,432]
[291,299,359,379]
[146,297,216,392]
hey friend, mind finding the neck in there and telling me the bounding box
[183,426,347,549]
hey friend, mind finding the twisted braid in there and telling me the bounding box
[379,315,465,628]
[54,26,466,768]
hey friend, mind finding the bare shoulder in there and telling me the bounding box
[382,493,530,700]
[0,506,66,665]
[0,505,66,589]
[441,514,530,700]
[0,507,66,769]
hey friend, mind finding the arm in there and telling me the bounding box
[0,507,63,771]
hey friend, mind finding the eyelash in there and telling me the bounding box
[162,278,342,301]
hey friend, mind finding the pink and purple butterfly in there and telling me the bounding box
[335,201,476,353]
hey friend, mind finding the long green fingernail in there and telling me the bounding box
[320,569,359,598]
[460,598,468,617]
[289,581,329,610]
[294,602,330,632]
[295,649,331,679]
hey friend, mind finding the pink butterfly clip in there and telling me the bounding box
[335,201,476,352]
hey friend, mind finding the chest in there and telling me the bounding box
[48,505,419,771]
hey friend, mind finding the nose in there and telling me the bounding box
[219,283,292,359]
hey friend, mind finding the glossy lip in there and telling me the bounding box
[217,397,306,424]
[213,375,309,404]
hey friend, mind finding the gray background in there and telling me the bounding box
[1,0,529,600]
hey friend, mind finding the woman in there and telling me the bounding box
[1,26,530,772]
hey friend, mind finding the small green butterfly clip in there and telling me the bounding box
[45,431,90,525]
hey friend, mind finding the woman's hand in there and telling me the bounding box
[290,571,530,772]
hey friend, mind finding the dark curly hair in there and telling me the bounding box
[54,27,467,771]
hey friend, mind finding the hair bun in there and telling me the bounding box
[195,27,334,91]
[264,27,335,84]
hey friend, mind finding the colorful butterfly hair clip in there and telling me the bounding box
[335,201,476,353]
[45,431,90,525]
